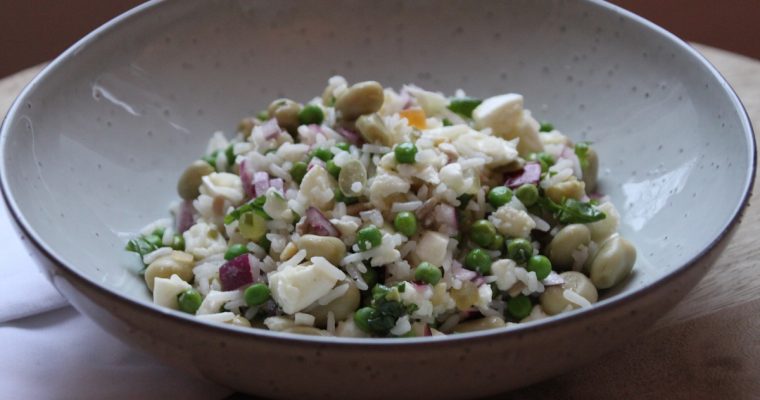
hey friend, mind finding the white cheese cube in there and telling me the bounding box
[268,258,346,314]
[414,231,449,267]
[152,274,192,310]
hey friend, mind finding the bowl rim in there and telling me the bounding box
[0,0,756,346]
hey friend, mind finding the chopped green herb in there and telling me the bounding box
[539,122,554,132]
[574,141,590,169]
[538,197,606,224]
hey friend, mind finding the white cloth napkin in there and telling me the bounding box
[0,204,233,399]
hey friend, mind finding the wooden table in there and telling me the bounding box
[1,44,758,399]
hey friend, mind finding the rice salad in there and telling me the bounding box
[126,77,636,338]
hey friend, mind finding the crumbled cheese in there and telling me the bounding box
[489,205,536,239]
[490,259,518,291]
[268,258,346,314]
[414,231,449,267]
[183,222,227,259]
[451,130,519,167]
[199,172,244,205]
[152,274,192,310]
[299,165,336,211]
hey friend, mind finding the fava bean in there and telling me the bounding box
[539,271,598,315]
[335,81,384,120]
[296,234,347,266]
[177,160,214,200]
[547,224,591,268]
[589,235,636,289]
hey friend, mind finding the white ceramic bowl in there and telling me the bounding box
[1,1,755,398]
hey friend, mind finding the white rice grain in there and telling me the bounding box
[317,283,350,305]
[142,247,172,265]
[139,218,173,236]
[294,313,316,326]
[196,312,236,323]
[389,315,411,336]
[326,311,336,335]
[563,289,592,308]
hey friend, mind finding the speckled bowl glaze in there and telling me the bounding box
[1,0,755,398]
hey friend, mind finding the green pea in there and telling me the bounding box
[470,219,496,248]
[515,184,539,206]
[507,238,533,263]
[539,122,554,132]
[145,234,162,248]
[177,289,202,314]
[326,159,341,178]
[335,142,351,152]
[489,234,504,251]
[527,255,552,280]
[313,147,334,162]
[447,97,482,118]
[290,161,308,184]
[298,104,324,125]
[357,225,382,251]
[488,186,513,208]
[394,211,418,237]
[224,243,248,260]
[244,283,271,307]
[394,142,417,164]
[361,267,379,289]
[464,248,492,275]
[170,234,185,251]
[507,295,532,319]
[354,307,375,332]
[414,262,442,285]
[529,152,555,172]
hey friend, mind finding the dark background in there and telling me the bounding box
[0,1,758,77]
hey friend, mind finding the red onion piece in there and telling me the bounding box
[504,161,542,189]
[305,206,339,237]
[472,276,487,287]
[240,159,256,198]
[336,127,364,146]
[253,171,270,197]
[452,261,477,281]
[261,118,281,140]
[219,254,253,291]
[542,271,565,286]
[307,157,326,171]
[269,178,284,194]
[560,145,575,159]
[176,200,195,233]
[423,324,432,337]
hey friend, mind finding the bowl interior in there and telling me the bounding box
[1,0,753,323]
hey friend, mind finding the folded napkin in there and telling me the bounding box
[0,204,232,399]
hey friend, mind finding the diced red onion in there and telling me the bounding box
[240,159,256,198]
[253,171,270,197]
[452,261,477,281]
[423,324,432,337]
[269,178,284,194]
[219,254,253,291]
[176,200,195,233]
[336,127,364,146]
[411,282,429,293]
[307,157,326,171]
[542,271,565,286]
[560,145,575,159]
[261,118,281,140]
[472,276,487,287]
[504,161,542,189]
[305,206,339,237]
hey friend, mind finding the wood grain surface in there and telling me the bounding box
[1,44,758,399]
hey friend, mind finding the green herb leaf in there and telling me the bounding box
[538,197,606,224]
[574,142,590,169]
